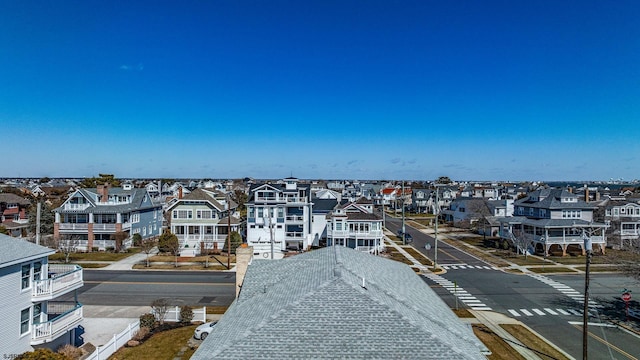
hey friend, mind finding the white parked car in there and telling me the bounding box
[194,321,217,340]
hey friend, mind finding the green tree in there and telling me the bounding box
[28,202,55,238]
[132,232,142,247]
[0,225,8,235]
[223,231,242,254]
[158,231,180,266]
[435,176,452,184]
[80,174,121,188]
[39,177,51,184]
[232,189,248,217]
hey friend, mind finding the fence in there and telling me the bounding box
[84,321,140,360]
[84,306,206,360]
[153,306,207,323]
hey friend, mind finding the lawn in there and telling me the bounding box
[500,324,570,360]
[49,248,141,262]
[472,325,526,360]
[109,324,197,360]
[528,267,579,274]
[401,246,433,266]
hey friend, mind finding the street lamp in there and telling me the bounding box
[582,230,592,360]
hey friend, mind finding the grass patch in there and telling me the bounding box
[132,263,229,270]
[528,267,579,274]
[574,265,620,272]
[383,247,414,266]
[402,246,433,266]
[472,325,526,360]
[500,324,570,360]
[109,324,197,360]
[206,306,229,314]
[76,263,109,268]
[452,308,474,318]
[50,248,141,262]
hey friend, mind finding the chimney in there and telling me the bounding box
[178,186,183,199]
[97,184,109,202]
[595,190,600,201]
[235,244,253,297]
[585,187,590,203]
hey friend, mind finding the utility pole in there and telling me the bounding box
[227,193,231,270]
[434,185,439,269]
[583,230,592,360]
[401,181,406,245]
[36,201,41,245]
[269,206,275,259]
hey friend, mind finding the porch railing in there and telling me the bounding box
[31,302,83,345]
[33,265,83,301]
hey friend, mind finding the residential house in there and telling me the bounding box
[314,188,342,202]
[245,177,313,259]
[54,184,163,251]
[442,198,492,228]
[0,234,84,354]
[310,198,339,247]
[0,193,31,237]
[326,200,383,253]
[166,188,240,257]
[191,245,488,359]
[411,188,431,214]
[596,197,640,250]
[499,189,608,256]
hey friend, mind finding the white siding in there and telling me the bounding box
[0,262,36,355]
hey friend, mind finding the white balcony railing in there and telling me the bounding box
[93,223,117,231]
[285,231,304,239]
[33,265,83,301]
[31,302,83,345]
[63,204,91,211]
[286,215,304,222]
[59,223,89,230]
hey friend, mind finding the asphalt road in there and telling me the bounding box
[62,270,236,308]
[386,215,640,359]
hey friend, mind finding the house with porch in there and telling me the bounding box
[498,189,608,256]
[53,183,163,251]
[245,177,313,259]
[326,200,383,253]
[166,188,240,257]
[596,198,640,250]
[0,234,84,355]
[0,193,31,237]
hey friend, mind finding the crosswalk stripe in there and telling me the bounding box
[556,309,570,315]
[472,307,492,310]
[544,308,558,315]
[520,309,534,316]
[567,309,582,316]
[532,308,546,315]
[508,309,521,317]
[462,299,481,303]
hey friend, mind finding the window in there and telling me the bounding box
[21,264,30,290]
[32,303,42,325]
[336,222,342,231]
[197,210,212,219]
[20,308,30,335]
[248,208,255,218]
[132,212,141,223]
[33,262,42,282]
[173,210,192,219]
[257,207,263,218]
[142,227,146,236]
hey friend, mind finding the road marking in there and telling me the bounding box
[520,309,533,316]
[462,299,481,303]
[508,309,521,317]
[472,307,492,311]
[556,309,570,315]
[570,323,638,360]
[544,308,558,315]
[567,309,582,316]
[532,308,546,315]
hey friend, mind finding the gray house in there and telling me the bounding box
[191,246,488,359]
[0,234,84,355]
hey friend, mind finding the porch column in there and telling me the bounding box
[561,244,567,257]
[87,223,94,249]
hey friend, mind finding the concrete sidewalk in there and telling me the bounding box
[97,247,159,270]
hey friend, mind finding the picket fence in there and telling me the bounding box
[84,306,207,360]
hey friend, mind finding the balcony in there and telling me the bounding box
[31,302,83,345]
[33,265,84,302]
[59,223,89,230]
[285,231,305,239]
[93,223,117,231]
[286,215,304,222]
[63,204,91,211]
[255,196,280,202]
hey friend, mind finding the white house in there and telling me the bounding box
[326,200,384,253]
[245,177,313,259]
[166,188,240,257]
[0,235,84,355]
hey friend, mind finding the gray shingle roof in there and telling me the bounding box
[0,234,54,267]
[192,246,487,360]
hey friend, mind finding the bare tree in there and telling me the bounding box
[150,298,171,325]
[140,237,157,267]
[111,231,129,253]
[58,235,81,263]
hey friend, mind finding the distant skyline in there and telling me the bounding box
[1,1,638,181]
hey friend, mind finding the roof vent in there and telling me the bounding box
[361,277,367,290]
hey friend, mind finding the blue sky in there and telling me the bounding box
[1,1,638,181]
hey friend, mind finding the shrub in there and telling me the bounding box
[132,233,142,247]
[106,246,115,252]
[133,326,151,341]
[140,313,156,330]
[91,247,99,252]
[127,340,140,347]
[15,349,70,360]
[150,298,172,324]
[57,344,82,359]
[180,305,194,325]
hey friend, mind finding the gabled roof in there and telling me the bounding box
[516,189,594,210]
[0,193,31,205]
[192,247,487,360]
[0,234,54,268]
[55,187,159,214]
